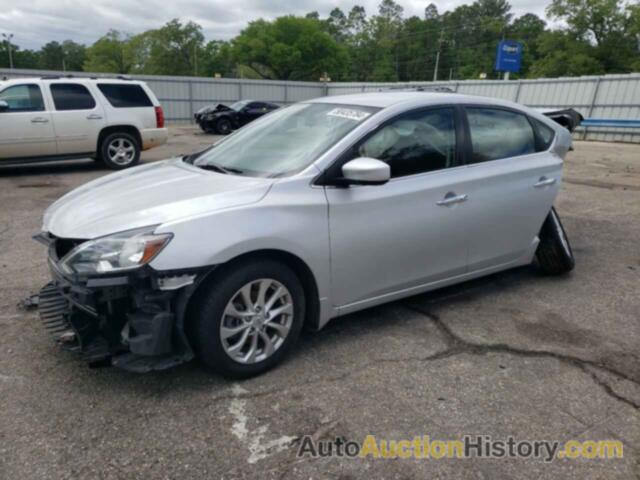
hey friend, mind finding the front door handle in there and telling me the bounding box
[31,117,49,123]
[86,114,103,120]
[534,176,557,188]
[437,192,468,206]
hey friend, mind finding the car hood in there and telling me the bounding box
[43,159,274,239]
[196,104,232,116]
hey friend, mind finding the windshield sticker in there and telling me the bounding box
[327,108,371,122]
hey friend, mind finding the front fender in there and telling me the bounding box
[149,177,331,303]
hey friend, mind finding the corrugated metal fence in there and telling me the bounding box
[2,68,639,142]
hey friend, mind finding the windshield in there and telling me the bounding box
[230,100,250,112]
[193,103,379,177]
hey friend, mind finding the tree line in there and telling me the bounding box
[1,0,639,81]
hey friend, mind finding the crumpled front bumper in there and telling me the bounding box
[38,257,202,373]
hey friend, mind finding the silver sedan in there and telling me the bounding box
[37,91,575,377]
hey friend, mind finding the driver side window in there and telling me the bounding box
[0,84,45,112]
[358,107,456,178]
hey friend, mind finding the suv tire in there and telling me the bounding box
[535,207,575,275]
[191,260,305,378]
[99,132,141,170]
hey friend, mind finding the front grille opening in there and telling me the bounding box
[54,237,86,260]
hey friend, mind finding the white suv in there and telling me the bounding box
[0,76,168,169]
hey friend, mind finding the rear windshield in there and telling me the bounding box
[97,84,153,108]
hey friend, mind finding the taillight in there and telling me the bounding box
[155,106,165,128]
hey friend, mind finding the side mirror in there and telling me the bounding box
[0,100,9,112]
[341,157,390,186]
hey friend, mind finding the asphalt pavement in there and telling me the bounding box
[0,127,638,479]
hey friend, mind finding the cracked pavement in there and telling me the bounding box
[0,127,638,479]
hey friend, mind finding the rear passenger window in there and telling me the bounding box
[466,108,536,163]
[97,84,152,108]
[50,84,96,111]
[357,108,456,178]
[531,118,555,150]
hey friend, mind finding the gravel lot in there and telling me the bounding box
[0,126,638,479]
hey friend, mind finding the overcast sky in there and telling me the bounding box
[0,0,550,50]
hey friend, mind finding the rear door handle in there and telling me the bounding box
[534,176,557,188]
[86,114,103,120]
[31,117,49,123]
[437,192,468,206]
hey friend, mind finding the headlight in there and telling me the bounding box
[59,226,172,275]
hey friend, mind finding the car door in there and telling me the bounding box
[48,82,106,155]
[324,107,470,310]
[459,106,562,272]
[0,83,56,160]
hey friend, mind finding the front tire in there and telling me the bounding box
[535,207,575,275]
[215,118,232,135]
[191,260,305,378]
[99,132,140,170]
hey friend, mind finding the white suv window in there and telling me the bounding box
[50,83,96,111]
[97,84,152,108]
[0,84,45,112]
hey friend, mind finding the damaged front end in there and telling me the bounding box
[194,103,231,127]
[34,231,207,372]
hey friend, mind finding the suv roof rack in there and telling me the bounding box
[40,74,134,81]
[379,86,454,93]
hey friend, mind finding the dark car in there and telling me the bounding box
[194,100,280,134]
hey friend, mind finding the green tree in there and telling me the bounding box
[39,41,64,70]
[0,42,41,69]
[396,15,440,81]
[232,16,349,80]
[201,40,235,77]
[14,49,41,69]
[547,0,637,72]
[61,40,86,71]
[135,19,204,75]
[39,40,85,71]
[510,14,547,75]
[547,0,625,44]
[367,0,404,81]
[345,6,372,80]
[440,0,511,79]
[530,31,604,76]
[84,30,133,73]
[325,8,350,43]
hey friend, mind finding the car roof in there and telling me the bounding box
[309,91,518,110]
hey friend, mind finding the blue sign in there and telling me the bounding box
[495,40,523,73]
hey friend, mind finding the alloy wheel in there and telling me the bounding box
[220,279,294,364]
[107,137,136,166]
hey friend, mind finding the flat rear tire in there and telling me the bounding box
[535,207,575,275]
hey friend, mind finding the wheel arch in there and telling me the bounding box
[97,125,142,153]
[186,249,321,332]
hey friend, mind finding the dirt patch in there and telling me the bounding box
[515,311,601,348]
[16,182,62,189]
[563,177,640,191]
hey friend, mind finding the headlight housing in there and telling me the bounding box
[59,226,172,275]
